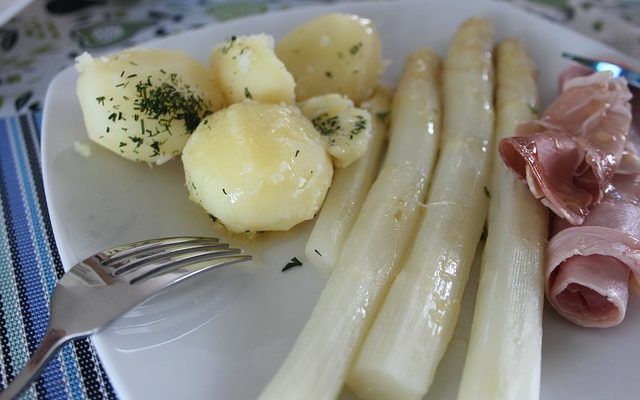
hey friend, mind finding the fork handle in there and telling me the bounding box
[0,328,73,400]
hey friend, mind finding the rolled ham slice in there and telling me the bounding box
[500,71,633,225]
[560,64,640,175]
[546,174,640,327]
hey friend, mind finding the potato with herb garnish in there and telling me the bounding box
[275,13,383,104]
[299,94,373,168]
[182,100,333,233]
[210,34,296,106]
[75,48,224,164]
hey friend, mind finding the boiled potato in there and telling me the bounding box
[275,13,383,104]
[299,94,373,168]
[183,101,333,233]
[210,34,296,105]
[76,49,224,164]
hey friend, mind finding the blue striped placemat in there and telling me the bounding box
[0,113,116,399]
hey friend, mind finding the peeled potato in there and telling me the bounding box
[76,49,224,164]
[275,13,383,104]
[210,34,296,105]
[183,101,333,233]
[299,94,373,168]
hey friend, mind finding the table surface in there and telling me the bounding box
[0,0,638,398]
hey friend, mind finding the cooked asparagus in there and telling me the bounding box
[347,18,495,400]
[259,48,441,400]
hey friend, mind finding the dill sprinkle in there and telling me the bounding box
[221,35,237,54]
[244,87,253,99]
[282,257,303,272]
[349,42,363,55]
[311,113,340,137]
[350,115,367,136]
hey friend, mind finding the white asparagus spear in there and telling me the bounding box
[259,48,441,400]
[457,38,547,400]
[305,88,392,274]
[426,242,483,399]
[347,18,494,400]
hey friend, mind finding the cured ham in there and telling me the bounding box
[545,174,640,327]
[559,65,640,175]
[499,71,633,225]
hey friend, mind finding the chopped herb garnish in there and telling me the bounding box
[282,257,303,272]
[120,70,125,78]
[126,73,138,79]
[295,149,300,158]
[221,35,237,54]
[244,87,253,99]
[119,142,126,147]
[208,213,217,222]
[350,115,367,136]
[96,96,105,105]
[484,186,491,199]
[349,42,363,55]
[325,71,333,78]
[132,76,210,134]
[376,111,390,122]
[311,112,340,137]
[150,140,161,155]
[128,136,144,148]
[108,112,117,122]
[314,249,322,257]
[222,188,228,195]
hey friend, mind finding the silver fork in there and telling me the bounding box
[0,236,251,400]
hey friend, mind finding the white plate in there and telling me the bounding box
[41,1,640,399]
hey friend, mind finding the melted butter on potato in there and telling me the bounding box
[182,101,333,233]
[76,49,224,164]
[300,94,373,168]
[276,13,383,104]
[210,34,296,105]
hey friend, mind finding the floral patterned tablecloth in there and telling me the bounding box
[0,0,639,117]
[0,0,638,399]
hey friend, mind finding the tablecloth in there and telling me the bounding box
[0,0,638,399]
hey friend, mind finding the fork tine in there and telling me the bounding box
[132,254,252,287]
[111,242,230,276]
[123,246,245,283]
[100,237,220,266]
[131,254,253,292]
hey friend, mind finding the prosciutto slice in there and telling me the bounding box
[499,71,633,225]
[546,174,640,327]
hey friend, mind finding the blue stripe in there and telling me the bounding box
[0,121,50,398]
[8,118,71,399]
[0,120,39,398]
[18,116,87,399]
[22,115,116,399]
[0,114,118,398]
